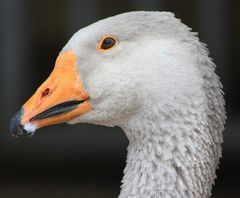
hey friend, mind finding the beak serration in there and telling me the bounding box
[30,100,85,121]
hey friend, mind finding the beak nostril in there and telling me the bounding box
[42,88,50,97]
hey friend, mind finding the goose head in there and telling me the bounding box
[11,11,203,136]
[10,11,225,197]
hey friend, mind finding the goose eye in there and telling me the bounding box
[98,36,118,51]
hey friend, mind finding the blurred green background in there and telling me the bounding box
[0,0,239,197]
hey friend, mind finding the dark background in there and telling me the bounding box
[0,0,239,197]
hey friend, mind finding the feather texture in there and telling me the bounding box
[63,11,226,197]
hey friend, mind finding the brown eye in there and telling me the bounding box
[98,36,118,51]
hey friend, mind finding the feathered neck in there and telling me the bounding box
[118,99,222,198]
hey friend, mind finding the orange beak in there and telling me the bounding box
[10,51,92,136]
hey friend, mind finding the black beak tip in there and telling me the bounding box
[10,108,26,138]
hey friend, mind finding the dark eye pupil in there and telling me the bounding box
[101,37,116,49]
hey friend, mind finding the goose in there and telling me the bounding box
[10,11,226,198]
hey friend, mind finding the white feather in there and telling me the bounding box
[23,122,37,134]
[64,11,226,198]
